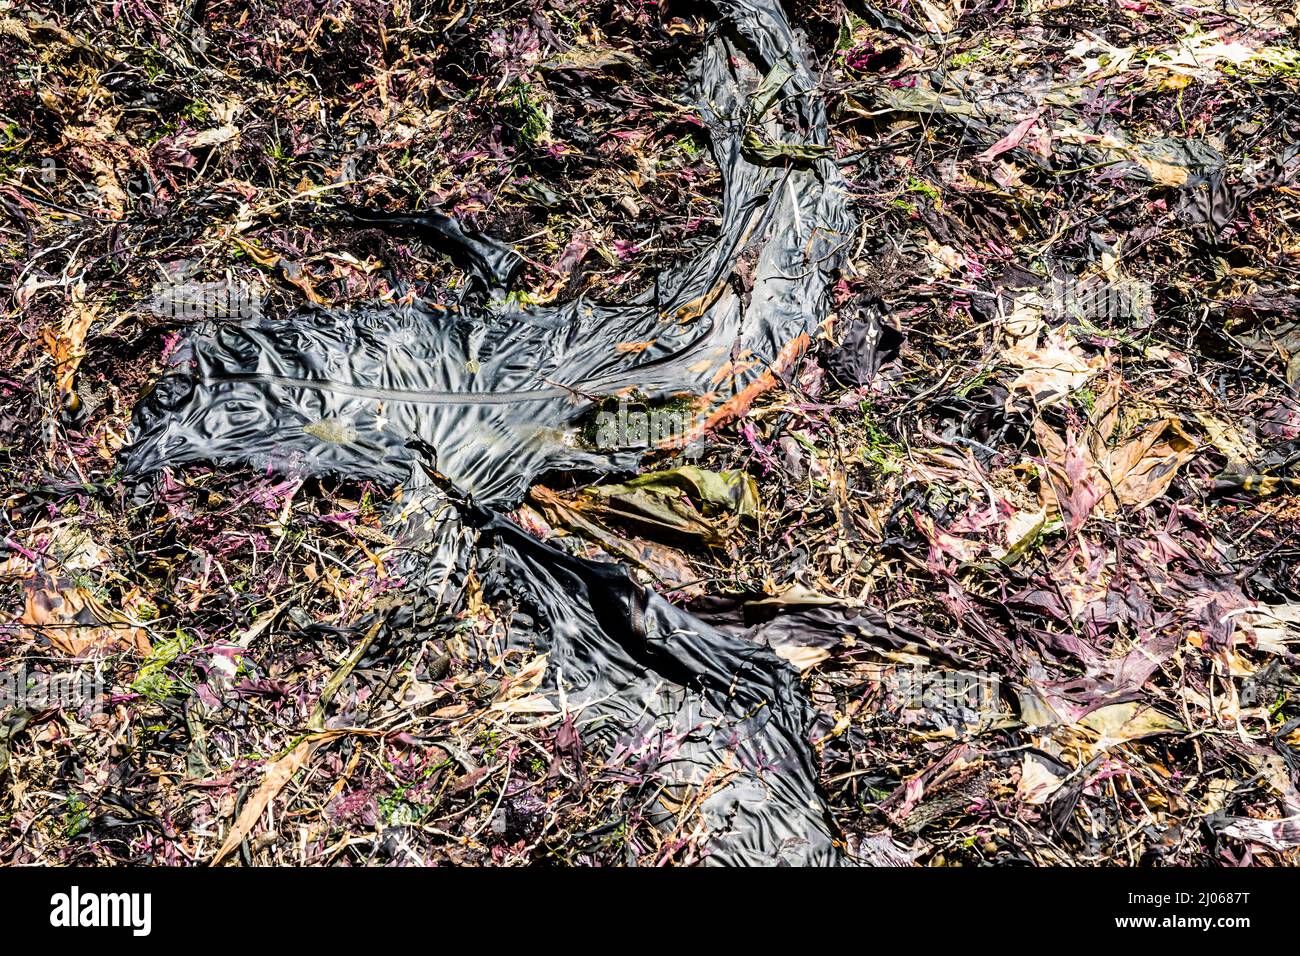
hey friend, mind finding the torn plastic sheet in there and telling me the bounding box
[471,511,839,865]
[125,0,853,865]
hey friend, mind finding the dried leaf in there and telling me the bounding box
[21,577,151,657]
[41,285,99,404]
[1002,333,1101,406]
[1078,701,1184,751]
[211,736,315,866]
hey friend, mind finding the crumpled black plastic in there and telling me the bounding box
[472,511,839,865]
[821,299,901,389]
[124,0,853,865]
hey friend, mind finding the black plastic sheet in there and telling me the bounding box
[125,0,853,865]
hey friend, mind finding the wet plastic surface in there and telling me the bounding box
[125,0,853,865]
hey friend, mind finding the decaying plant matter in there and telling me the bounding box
[3,0,1300,866]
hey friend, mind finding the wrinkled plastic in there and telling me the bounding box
[472,511,839,865]
[125,0,853,865]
